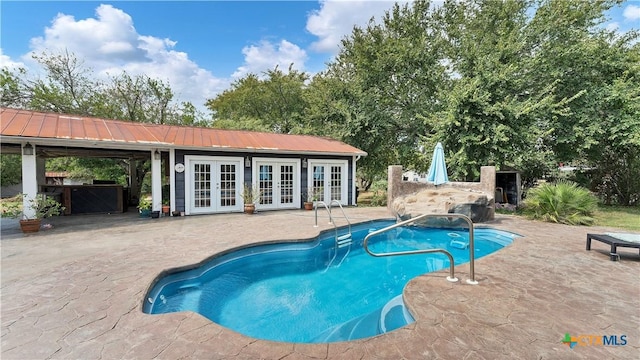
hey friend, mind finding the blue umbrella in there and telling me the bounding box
[427,142,449,186]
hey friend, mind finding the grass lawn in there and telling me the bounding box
[593,204,640,232]
[494,205,639,232]
[357,191,374,206]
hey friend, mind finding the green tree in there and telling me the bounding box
[317,0,447,187]
[0,154,22,188]
[3,50,205,200]
[206,65,308,133]
[1,68,28,108]
[171,102,211,127]
[102,71,176,124]
[321,0,638,201]
[26,50,104,115]
[526,0,640,204]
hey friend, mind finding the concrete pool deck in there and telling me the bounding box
[1,207,638,359]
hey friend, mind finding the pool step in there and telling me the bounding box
[379,294,415,333]
[337,233,352,248]
[313,295,415,343]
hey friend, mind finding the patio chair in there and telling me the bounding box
[586,233,640,261]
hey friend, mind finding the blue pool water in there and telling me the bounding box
[144,220,518,343]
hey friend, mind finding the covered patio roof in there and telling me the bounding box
[0,107,367,157]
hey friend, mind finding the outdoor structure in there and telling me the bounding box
[496,169,522,206]
[0,107,366,217]
[388,165,497,222]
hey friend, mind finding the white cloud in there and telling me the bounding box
[24,4,227,109]
[606,22,620,32]
[306,0,410,54]
[232,40,308,78]
[623,5,640,21]
[0,49,26,70]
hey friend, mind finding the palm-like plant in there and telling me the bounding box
[523,181,597,225]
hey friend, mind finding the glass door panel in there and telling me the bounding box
[330,165,342,202]
[218,163,237,208]
[312,165,325,202]
[192,162,213,212]
[280,165,294,205]
[259,165,273,205]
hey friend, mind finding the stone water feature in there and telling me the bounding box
[387,165,496,223]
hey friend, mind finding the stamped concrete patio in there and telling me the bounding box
[1,207,638,359]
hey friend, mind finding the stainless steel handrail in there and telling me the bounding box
[328,200,351,236]
[314,201,335,228]
[363,213,477,284]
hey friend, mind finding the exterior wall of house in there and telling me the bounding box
[172,151,354,214]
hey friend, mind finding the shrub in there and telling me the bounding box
[2,193,65,220]
[369,180,388,207]
[523,181,597,225]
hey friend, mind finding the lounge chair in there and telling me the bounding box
[586,233,640,261]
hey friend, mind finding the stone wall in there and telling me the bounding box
[387,165,496,222]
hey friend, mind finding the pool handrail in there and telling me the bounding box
[363,213,477,285]
[328,200,352,236]
[314,200,351,235]
[314,201,335,228]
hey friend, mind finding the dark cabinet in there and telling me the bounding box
[44,185,126,214]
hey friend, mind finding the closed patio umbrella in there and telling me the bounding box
[427,142,449,186]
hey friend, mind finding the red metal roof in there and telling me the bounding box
[0,108,366,156]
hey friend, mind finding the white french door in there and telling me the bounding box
[185,156,243,214]
[254,158,300,210]
[308,160,348,205]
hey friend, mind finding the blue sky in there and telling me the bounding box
[1,1,638,110]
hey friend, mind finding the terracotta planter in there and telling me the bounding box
[244,203,256,214]
[162,206,170,215]
[304,202,314,210]
[19,219,42,233]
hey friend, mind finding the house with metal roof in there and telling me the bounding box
[0,107,366,217]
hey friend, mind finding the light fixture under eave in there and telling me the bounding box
[245,156,251,168]
[302,158,307,168]
[23,143,34,155]
[154,150,161,160]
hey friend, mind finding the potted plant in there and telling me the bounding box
[2,193,65,233]
[161,185,171,216]
[137,197,152,218]
[240,183,261,214]
[161,200,170,216]
[303,188,319,210]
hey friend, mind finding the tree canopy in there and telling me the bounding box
[4,0,638,204]
[2,51,209,199]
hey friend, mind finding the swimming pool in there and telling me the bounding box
[143,219,518,343]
